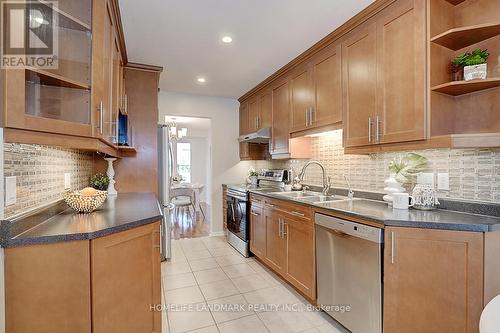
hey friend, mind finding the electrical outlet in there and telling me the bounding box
[437,173,450,191]
[416,172,435,186]
[64,173,71,190]
[5,176,16,206]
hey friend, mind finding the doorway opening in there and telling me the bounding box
[164,115,212,239]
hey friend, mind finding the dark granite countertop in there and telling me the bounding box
[246,188,500,232]
[0,192,163,248]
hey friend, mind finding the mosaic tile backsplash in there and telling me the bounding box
[4,144,93,218]
[254,130,500,203]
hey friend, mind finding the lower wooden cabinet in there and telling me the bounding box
[5,222,161,333]
[250,195,315,300]
[384,226,483,333]
[249,204,266,258]
[5,240,92,333]
[283,215,315,299]
[264,208,287,275]
[92,222,161,333]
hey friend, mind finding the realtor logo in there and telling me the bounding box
[1,0,58,69]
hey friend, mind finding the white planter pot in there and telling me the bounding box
[464,63,487,81]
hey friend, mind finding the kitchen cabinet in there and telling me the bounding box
[242,91,272,134]
[264,205,286,274]
[376,0,426,144]
[5,240,91,333]
[248,97,260,131]
[271,78,312,159]
[92,0,123,146]
[92,222,161,333]
[271,79,291,155]
[249,195,315,300]
[2,0,93,138]
[239,142,267,161]
[283,211,315,299]
[290,44,342,133]
[239,102,250,135]
[342,23,378,147]
[258,90,273,129]
[384,226,483,333]
[5,221,161,333]
[310,43,342,128]
[290,66,312,132]
[249,203,266,258]
[343,0,426,148]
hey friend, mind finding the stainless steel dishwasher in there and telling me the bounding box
[315,213,383,333]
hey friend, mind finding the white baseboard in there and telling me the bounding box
[209,231,226,237]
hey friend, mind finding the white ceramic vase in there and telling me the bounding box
[383,174,405,206]
[104,157,117,196]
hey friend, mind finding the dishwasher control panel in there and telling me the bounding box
[315,213,383,243]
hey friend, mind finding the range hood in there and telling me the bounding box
[238,127,271,144]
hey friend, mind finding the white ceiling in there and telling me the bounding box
[118,0,374,98]
[164,115,211,134]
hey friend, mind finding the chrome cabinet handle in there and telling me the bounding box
[368,117,372,143]
[257,116,260,129]
[290,211,305,217]
[310,107,314,125]
[251,211,260,216]
[278,219,283,238]
[305,108,309,127]
[376,115,382,142]
[97,101,104,134]
[265,203,275,209]
[391,231,395,264]
[282,223,287,238]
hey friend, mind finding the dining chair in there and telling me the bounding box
[170,187,197,223]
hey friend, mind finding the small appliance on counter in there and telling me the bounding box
[226,169,289,257]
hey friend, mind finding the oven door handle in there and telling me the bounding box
[230,203,235,221]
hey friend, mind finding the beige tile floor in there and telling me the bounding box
[161,236,346,333]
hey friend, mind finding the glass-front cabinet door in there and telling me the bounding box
[3,0,93,137]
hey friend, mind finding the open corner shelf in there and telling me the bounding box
[431,78,500,96]
[444,0,465,5]
[116,146,137,153]
[26,67,91,90]
[431,22,500,50]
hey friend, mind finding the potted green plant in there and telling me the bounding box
[451,49,489,81]
[90,173,110,191]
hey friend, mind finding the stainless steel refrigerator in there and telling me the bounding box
[158,125,174,261]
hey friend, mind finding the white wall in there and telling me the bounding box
[159,92,251,234]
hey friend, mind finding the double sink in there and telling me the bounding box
[269,190,353,205]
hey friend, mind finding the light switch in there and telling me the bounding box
[5,176,16,206]
[416,172,434,186]
[64,173,71,190]
[437,173,450,191]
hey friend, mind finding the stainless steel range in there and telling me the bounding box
[225,169,288,257]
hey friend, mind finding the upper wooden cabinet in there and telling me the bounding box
[344,0,426,148]
[376,0,426,144]
[240,91,272,135]
[92,0,125,146]
[384,226,483,333]
[239,102,250,135]
[271,79,291,155]
[342,24,378,147]
[310,43,342,128]
[2,0,93,138]
[290,44,342,133]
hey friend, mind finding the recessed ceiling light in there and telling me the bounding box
[222,36,233,43]
[197,77,206,83]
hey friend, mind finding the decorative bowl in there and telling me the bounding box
[64,188,108,213]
